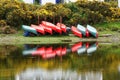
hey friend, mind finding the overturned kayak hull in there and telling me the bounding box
[87,42,98,54]
[86,29,90,37]
[77,24,86,36]
[39,24,52,35]
[77,24,90,37]
[71,26,82,38]
[22,25,38,35]
[42,47,56,59]
[72,42,82,52]
[32,47,45,56]
[42,21,61,34]
[77,44,86,55]
[57,23,66,33]
[31,24,45,35]
[87,25,98,38]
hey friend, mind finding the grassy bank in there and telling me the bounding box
[95,21,120,34]
[0,21,120,44]
[0,31,119,45]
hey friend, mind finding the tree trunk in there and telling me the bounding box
[44,17,47,21]
[38,15,39,25]
[60,16,62,33]
[60,16,62,23]
[53,16,55,24]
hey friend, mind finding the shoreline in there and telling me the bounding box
[0,32,120,45]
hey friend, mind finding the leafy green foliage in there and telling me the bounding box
[0,0,119,29]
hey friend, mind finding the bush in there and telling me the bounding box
[0,0,120,30]
[0,20,7,27]
[68,9,88,25]
[64,2,104,25]
[86,10,104,24]
[1,26,16,34]
[75,1,114,21]
[110,8,120,21]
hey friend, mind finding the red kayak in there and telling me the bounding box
[61,47,67,56]
[55,47,62,56]
[86,29,90,37]
[55,25,62,34]
[86,42,89,49]
[71,26,82,38]
[55,47,67,56]
[39,24,52,35]
[71,42,82,52]
[42,47,56,59]
[42,51,56,59]
[56,23,66,33]
[46,47,53,53]
[31,24,45,35]
[32,47,45,56]
[42,21,61,34]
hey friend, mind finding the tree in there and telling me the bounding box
[34,9,54,24]
[56,4,71,23]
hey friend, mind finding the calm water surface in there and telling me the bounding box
[0,42,120,80]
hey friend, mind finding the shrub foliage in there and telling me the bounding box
[0,0,120,29]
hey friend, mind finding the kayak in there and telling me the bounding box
[55,47,62,56]
[71,26,82,38]
[42,47,56,59]
[71,42,82,52]
[23,31,30,37]
[39,24,52,35]
[22,47,37,55]
[56,23,66,33]
[32,47,45,56]
[66,27,71,33]
[45,47,53,53]
[77,24,86,36]
[77,24,89,37]
[22,25,38,35]
[86,42,89,49]
[42,21,61,34]
[31,24,45,35]
[55,25,62,34]
[42,51,56,59]
[77,44,86,55]
[87,25,98,38]
[55,47,67,56]
[86,29,90,37]
[61,47,67,56]
[87,42,98,54]
[42,21,56,31]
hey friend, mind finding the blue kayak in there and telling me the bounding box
[77,24,86,36]
[87,25,98,38]
[77,44,86,55]
[87,42,98,54]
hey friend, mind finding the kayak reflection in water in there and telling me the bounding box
[22,42,98,59]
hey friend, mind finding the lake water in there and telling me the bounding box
[0,42,120,80]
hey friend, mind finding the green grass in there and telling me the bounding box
[95,21,120,28]
[0,34,79,44]
[0,21,120,44]
[94,21,120,35]
[98,30,117,35]
[94,21,120,31]
[0,33,99,44]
